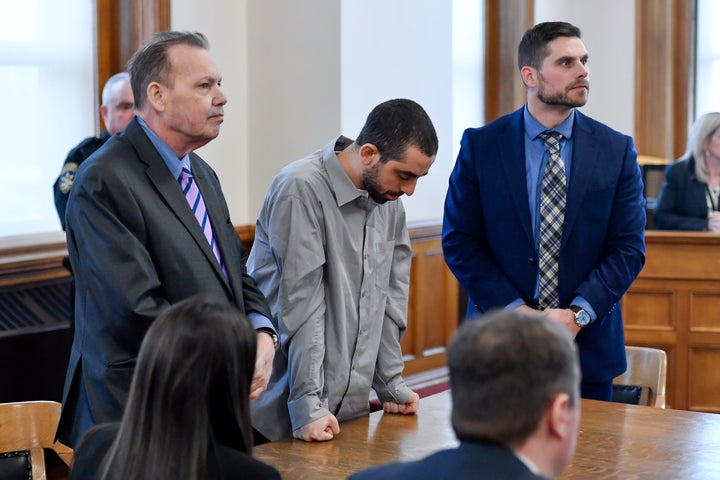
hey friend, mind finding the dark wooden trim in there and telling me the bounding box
[235,224,256,254]
[484,0,533,123]
[0,243,70,288]
[634,0,694,159]
[95,0,170,131]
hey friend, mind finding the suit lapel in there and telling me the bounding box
[563,111,600,244]
[499,109,535,245]
[125,119,230,289]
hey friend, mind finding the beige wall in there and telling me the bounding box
[535,0,636,135]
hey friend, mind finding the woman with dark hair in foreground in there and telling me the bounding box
[70,295,281,480]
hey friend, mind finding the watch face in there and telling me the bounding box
[575,309,591,327]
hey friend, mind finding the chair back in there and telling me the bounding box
[0,401,73,479]
[636,154,670,199]
[613,346,667,408]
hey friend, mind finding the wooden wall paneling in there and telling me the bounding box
[402,235,459,377]
[634,0,694,159]
[0,244,70,288]
[688,346,720,412]
[622,232,720,411]
[621,278,679,408]
[687,287,720,412]
[484,0,533,123]
[95,0,170,131]
[96,0,120,118]
[235,224,255,255]
[670,0,694,159]
[118,0,171,68]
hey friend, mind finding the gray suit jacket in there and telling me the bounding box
[57,117,272,447]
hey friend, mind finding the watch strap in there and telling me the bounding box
[258,327,279,351]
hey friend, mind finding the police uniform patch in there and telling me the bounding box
[59,162,79,195]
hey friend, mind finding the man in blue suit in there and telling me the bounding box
[442,21,646,401]
[350,309,581,480]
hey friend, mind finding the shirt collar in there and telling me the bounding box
[523,104,575,141]
[323,136,369,207]
[514,451,543,476]
[136,116,189,179]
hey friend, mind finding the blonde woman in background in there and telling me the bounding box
[655,112,720,231]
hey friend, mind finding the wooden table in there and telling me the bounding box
[254,390,720,479]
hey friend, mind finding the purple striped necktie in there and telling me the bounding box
[178,166,226,276]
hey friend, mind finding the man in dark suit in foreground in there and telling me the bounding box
[350,309,581,480]
[56,31,277,448]
[442,21,645,401]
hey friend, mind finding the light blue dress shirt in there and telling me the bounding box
[506,107,595,320]
[136,116,274,330]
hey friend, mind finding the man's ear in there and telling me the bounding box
[547,393,575,439]
[100,104,109,124]
[146,82,165,111]
[359,143,380,167]
[520,66,537,89]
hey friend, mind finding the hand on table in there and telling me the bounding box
[293,414,340,442]
[383,391,420,415]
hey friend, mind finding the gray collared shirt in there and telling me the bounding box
[248,136,413,440]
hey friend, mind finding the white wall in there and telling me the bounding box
[246,0,341,221]
[171,0,250,221]
[173,0,340,223]
[171,0,636,225]
[341,0,454,222]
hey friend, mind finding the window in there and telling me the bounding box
[0,0,95,244]
[696,0,720,117]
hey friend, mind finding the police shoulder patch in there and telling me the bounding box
[59,162,79,194]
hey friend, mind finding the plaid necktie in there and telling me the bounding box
[179,167,226,275]
[538,132,566,309]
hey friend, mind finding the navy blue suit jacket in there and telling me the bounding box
[349,442,547,480]
[655,157,709,230]
[442,108,646,382]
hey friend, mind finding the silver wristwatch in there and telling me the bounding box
[570,305,591,328]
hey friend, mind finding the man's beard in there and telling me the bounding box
[537,78,589,108]
[361,163,401,204]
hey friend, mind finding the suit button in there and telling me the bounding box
[528,258,535,264]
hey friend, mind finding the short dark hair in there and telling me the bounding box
[96,295,257,480]
[355,98,438,164]
[449,309,580,445]
[127,31,209,110]
[517,21,582,71]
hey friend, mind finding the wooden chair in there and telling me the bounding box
[0,401,73,479]
[613,346,668,408]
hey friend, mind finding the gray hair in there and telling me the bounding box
[101,72,130,107]
[127,31,209,110]
[685,112,720,183]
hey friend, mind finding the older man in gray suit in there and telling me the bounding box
[56,31,277,448]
